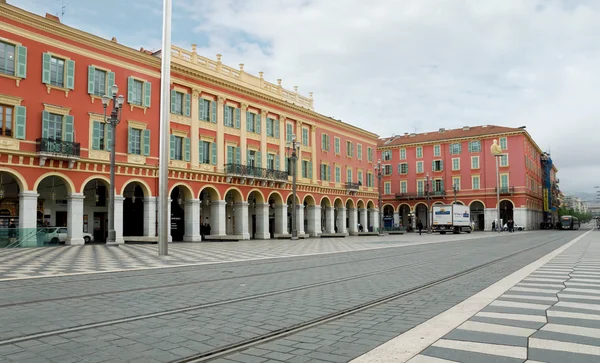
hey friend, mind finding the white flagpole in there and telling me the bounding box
[158,0,172,256]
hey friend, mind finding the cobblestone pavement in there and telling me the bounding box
[0,231,580,363]
[400,230,600,363]
[0,232,497,280]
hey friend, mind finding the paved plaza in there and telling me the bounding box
[0,232,494,280]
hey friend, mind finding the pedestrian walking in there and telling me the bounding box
[417,219,423,235]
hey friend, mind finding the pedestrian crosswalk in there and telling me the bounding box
[409,235,600,363]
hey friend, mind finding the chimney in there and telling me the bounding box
[438,128,445,133]
[404,132,409,136]
[463,126,470,131]
[111,37,118,43]
[409,133,416,137]
[45,13,61,22]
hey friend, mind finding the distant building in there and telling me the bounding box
[377,125,555,231]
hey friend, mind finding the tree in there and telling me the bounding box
[558,207,592,223]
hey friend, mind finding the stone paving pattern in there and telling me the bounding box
[0,231,581,362]
[0,233,491,279]
[404,230,600,363]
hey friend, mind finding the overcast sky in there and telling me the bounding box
[10,0,600,195]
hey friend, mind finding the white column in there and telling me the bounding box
[393,211,400,227]
[66,193,85,245]
[513,207,527,229]
[210,200,226,236]
[234,202,250,240]
[348,208,358,234]
[114,196,124,244]
[369,208,379,231]
[184,199,201,242]
[306,206,320,237]
[255,203,270,239]
[336,207,347,234]
[325,207,335,233]
[296,205,305,235]
[143,197,157,237]
[485,208,497,231]
[359,208,368,232]
[274,204,287,235]
[18,191,39,247]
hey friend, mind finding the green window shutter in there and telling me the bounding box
[64,115,74,142]
[301,161,305,177]
[169,134,175,159]
[256,151,262,168]
[224,105,230,125]
[227,146,233,164]
[266,117,272,136]
[440,160,444,170]
[14,106,26,140]
[255,114,261,134]
[468,142,472,152]
[42,53,51,84]
[236,147,241,164]
[211,101,217,123]
[66,60,75,90]
[184,137,191,162]
[211,143,217,165]
[246,149,251,165]
[92,121,100,150]
[275,156,280,170]
[440,180,445,191]
[127,77,134,103]
[308,161,312,178]
[246,111,252,130]
[16,45,27,78]
[235,108,241,129]
[199,99,206,120]
[321,135,326,150]
[87,66,95,94]
[185,93,191,117]
[432,160,436,171]
[107,72,115,94]
[144,82,151,107]
[398,164,401,175]
[128,127,134,154]
[170,90,177,113]
[143,129,151,156]
[198,142,204,163]
[274,119,279,138]
[106,124,113,151]
[286,124,292,141]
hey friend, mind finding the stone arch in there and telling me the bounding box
[34,172,75,195]
[0,167,28,191]
[320,196,332,207]
[356,199,365,209]
[198,185,220,201]
[397,203,411,212]
[333,197,344,208]
[224,187,244,203]
[497,199,515,208]
[268,191,284,205]
[469,199,486,208]
[366,200,375,209]
[303,194,316,206]
[454,200,465,205]
[169,182,195,201]
[413,202,428,210]
[79,175,110,193]
[120,178,151,197]
[246,189,266,204]
[345,198,356,209]
[285,193,301,205]
[382,203,395,211]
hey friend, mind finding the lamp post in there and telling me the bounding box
[495,155,501,232]
[102,85,124,245]
[289,134,299,240]
[376,159,383,235]
[453,182,458,204]
[425,173,431,234]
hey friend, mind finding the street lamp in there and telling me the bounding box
[102,85,125,245]
[288,134,299,240]
[453,181,458,204]
[375,159,383,235]
[425,173,431,234]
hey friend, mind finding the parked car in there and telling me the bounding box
[503,223,525,231]
[42,227,94,244]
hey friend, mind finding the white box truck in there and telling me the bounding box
[432,204,472,234]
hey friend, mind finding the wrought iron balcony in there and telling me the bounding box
[394,190,446,200]
[36,138,80,168]
[495,186,515,194]
[225,163,288,182]
[346,182,361,191]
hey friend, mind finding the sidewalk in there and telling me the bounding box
[354,230,599,363]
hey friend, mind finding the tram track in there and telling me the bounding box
[0,234,569,350]
[171,235,570,363]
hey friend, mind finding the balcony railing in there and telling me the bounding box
[346,182,361,191]
[224,163,288,181]
[395,190,446,200]
[495,186,515,194]
[36,138,81,158]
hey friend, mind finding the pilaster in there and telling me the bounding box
[216,96,225,172]
[311,124,317,183]
[240,103,248,165]
[190,89,201,166]
[279,116,286,172]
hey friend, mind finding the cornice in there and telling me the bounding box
[0,2,160,68]
[377,130,527,151]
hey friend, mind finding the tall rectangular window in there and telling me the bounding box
[384,182,391,195]
[471,156,480,169]
[452,177,460,190]
[452,158,460,170]
[434,179,443,192]
[302,128,309,146]
[469,140,481,152]
[416,161,424,173]
[172,92,184,115]
[0,104,13,137]
[383,165,392,175]
[0,41,15,76]
[433,144,441,157]
[267,153,275,170]
[500,174,509,188]
[400,148,406,160]
[50,56,65,87]
[130,128,142,155]
[93,69,106,97]
[47,113,63,140]
[224,106,234,127]
[358,170,363,185]
[346,141,353,157]
[450,143,462,155]
[335,166,341,183]
[500,137,507,150]
[367,147,373,161]
[500,154,509,167]
[432,160,443,172]
[199,99,211,121]
[334,137,340,154]
[131,79,143,105]
[173,136,183,160]
[416,146,423,158]
[417,180,424,195]
[472,176,480,190]
[400,181,407,193]
[399,163,408,174]
[321,134,329,151]
[382,150,392,161]
[357,144,362,160]
[286,123,293,142]
[200,141,211,164]
[302,160,310,178]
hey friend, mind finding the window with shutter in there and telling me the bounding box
[0,42,25,77]
[0,104,15,138]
